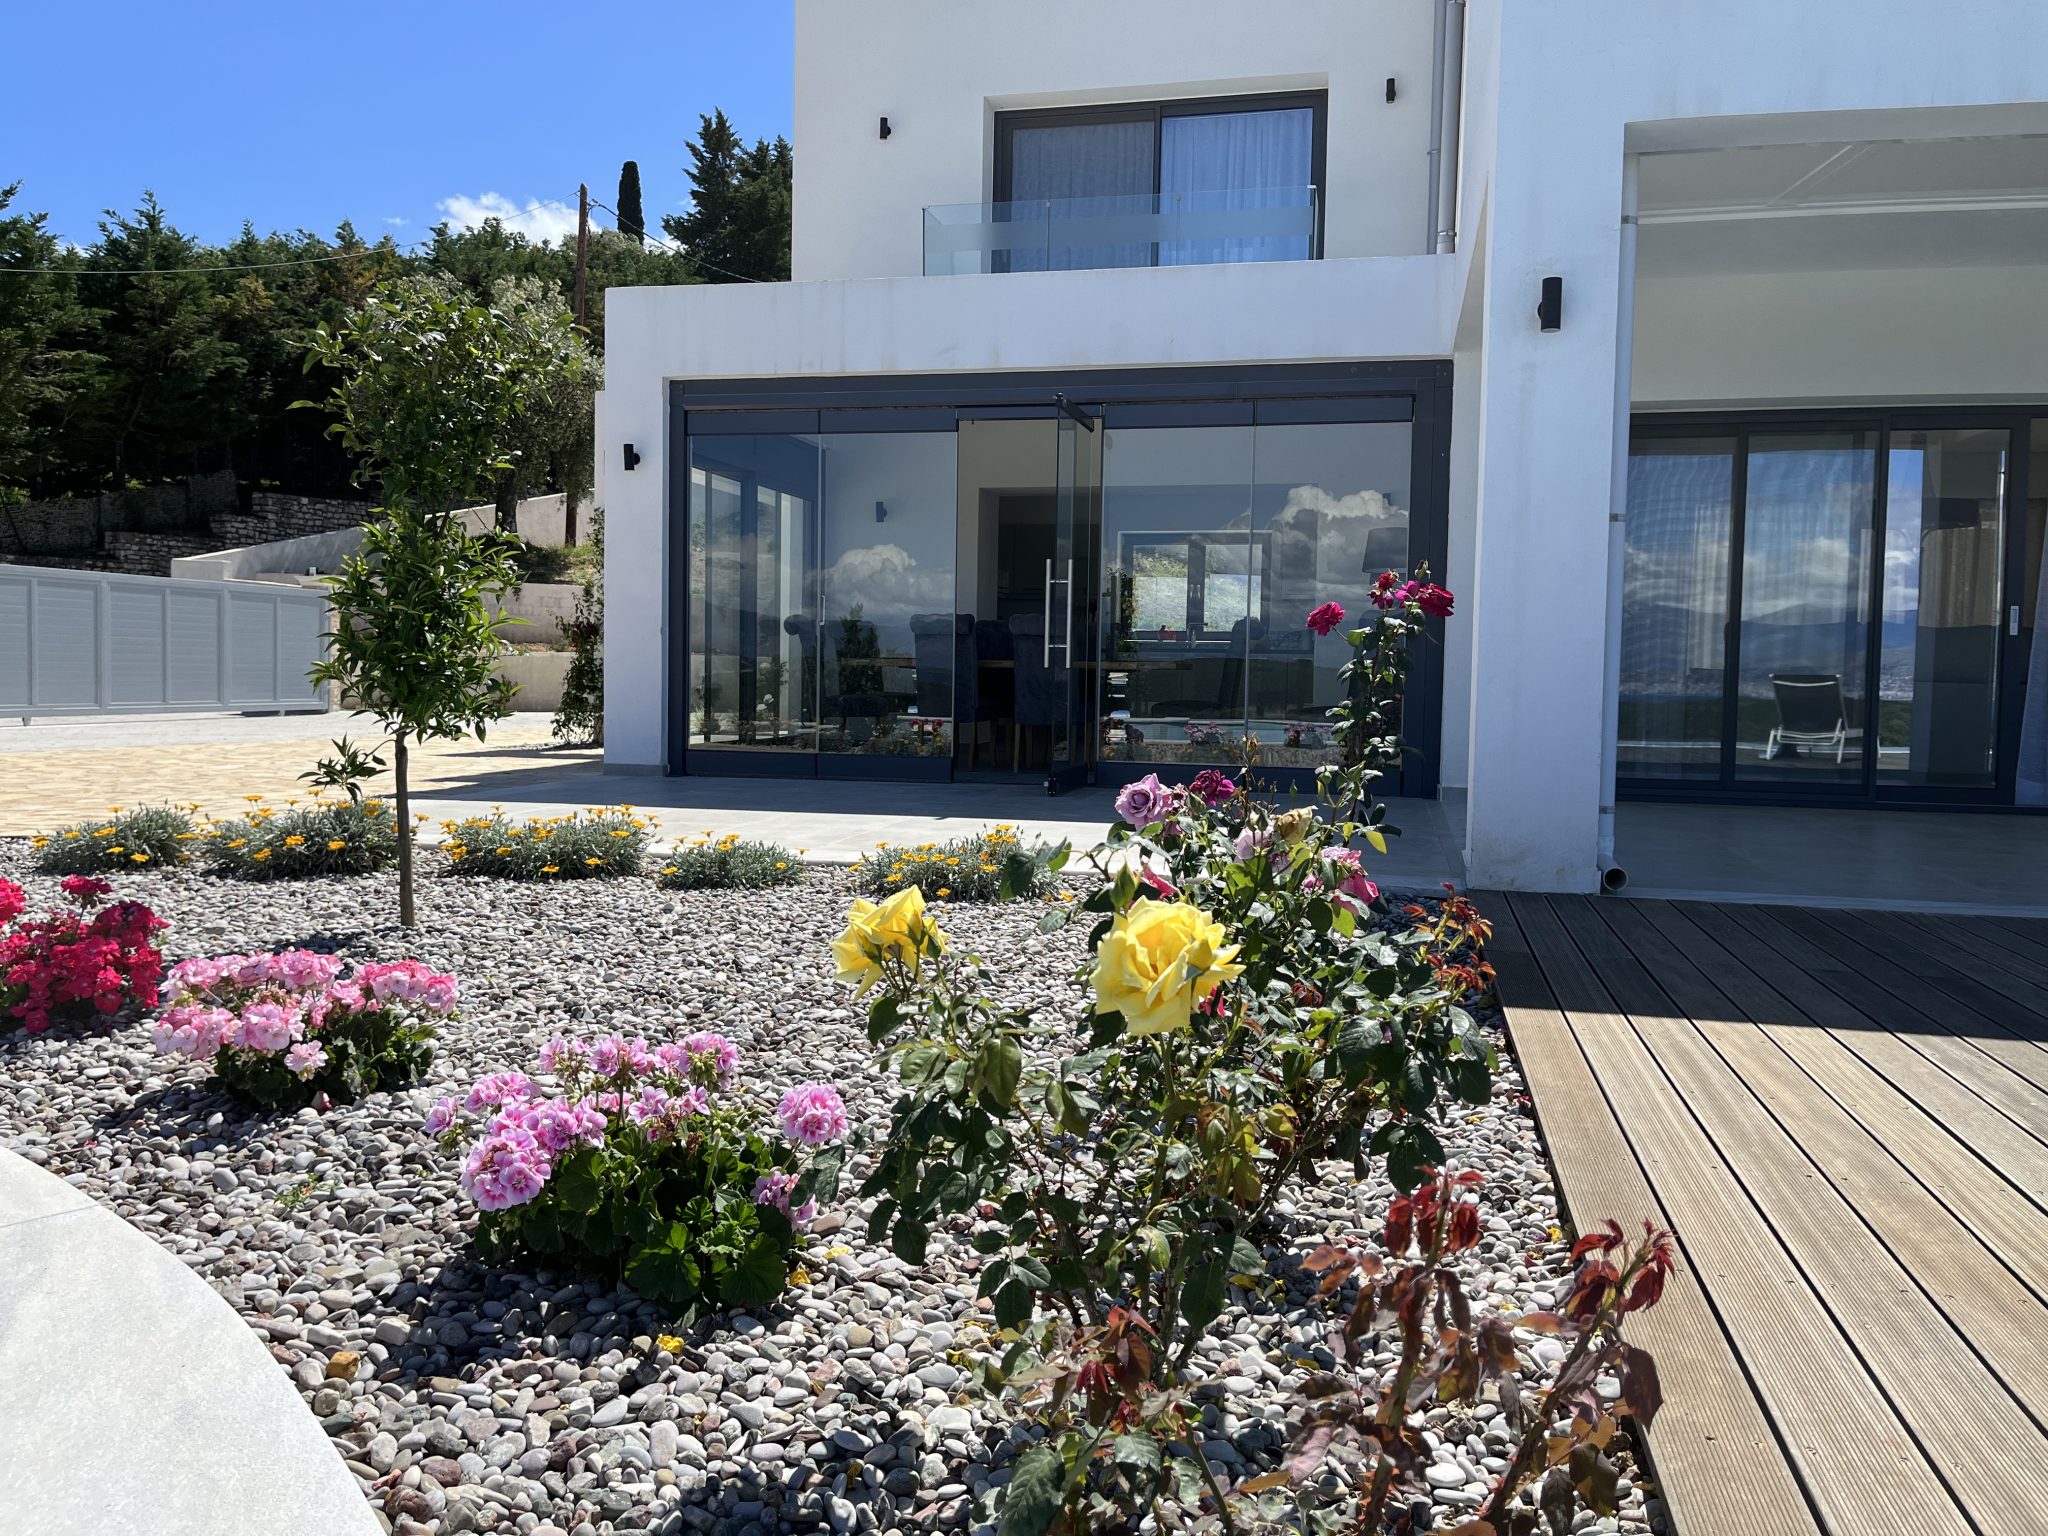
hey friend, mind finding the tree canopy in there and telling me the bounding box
[0,109,786,504]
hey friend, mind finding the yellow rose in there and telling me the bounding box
[1092,898,1244,1037]
[832,886,946,996]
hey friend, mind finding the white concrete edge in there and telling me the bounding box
[0,1148,381,1536]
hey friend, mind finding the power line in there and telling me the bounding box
[585,195,768,283]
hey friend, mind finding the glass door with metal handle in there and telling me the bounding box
[1046,409,1102,792]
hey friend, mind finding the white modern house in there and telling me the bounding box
[599,0,2048,893]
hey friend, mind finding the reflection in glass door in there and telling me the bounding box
[1622,414,2039,804]
[1734,431,1877,785]
[1881,428,2008,788]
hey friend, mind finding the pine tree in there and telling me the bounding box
[661,110,792,282]
[616,160,645,245]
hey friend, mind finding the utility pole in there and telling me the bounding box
[573,182,590,332]
[571,182,590,548]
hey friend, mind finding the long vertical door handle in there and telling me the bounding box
[1043,558,1055,664]
[1062,559,1074,667]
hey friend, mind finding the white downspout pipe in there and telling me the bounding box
[1597,155,1640,891]
[1432,0,1467,255]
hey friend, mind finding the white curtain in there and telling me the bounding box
[2019,527,2048,804]
[1008,120,1155,271]
[1159,107,1315,265]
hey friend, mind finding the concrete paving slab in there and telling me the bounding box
[0,1149,380,1536]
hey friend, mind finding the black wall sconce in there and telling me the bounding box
[879,116,892,140]
[1537,275,1563,332]
[622,443,641,471]
[874,500,889,524]
[1385,77,1397,103]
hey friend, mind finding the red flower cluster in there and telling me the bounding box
[1383,1165,1483,1258]
[1369,569,1457,618]
[0,877,167,1034]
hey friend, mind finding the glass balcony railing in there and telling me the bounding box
[921,185,1320,276]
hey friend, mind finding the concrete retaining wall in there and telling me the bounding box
[501,650,572,711]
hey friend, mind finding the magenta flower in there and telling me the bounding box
[1114,773,1174,830]
[1305,601,1346,637]
[776,1083,850,1148]
[1187,769,1237,807]
[504,1096,609,1154]
[465,1071,536,1114]
[59,875,112,908]
[753,1170,818,1227]
[1413,583,1455,619]
[460,1127,550,1211]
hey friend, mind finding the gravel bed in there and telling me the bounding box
[0,844,1660,1536]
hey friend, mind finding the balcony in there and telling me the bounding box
[921,186,1320,277]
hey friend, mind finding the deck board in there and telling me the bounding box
[1494,893,2048,1536]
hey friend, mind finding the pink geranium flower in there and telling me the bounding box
[776,1083,850,1148]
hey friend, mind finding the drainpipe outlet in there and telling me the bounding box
[1599,865,1629,895]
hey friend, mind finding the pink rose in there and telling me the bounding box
[1305,601,1346,637]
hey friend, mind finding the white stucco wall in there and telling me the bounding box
[1455,0,2048,892]
[792,0,1440,282]
[1633,264,2048,407]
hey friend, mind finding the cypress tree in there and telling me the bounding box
[616,160,645,245]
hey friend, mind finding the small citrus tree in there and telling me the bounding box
[302,274,557,927]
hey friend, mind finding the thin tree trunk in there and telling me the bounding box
[394,732,415,929]
[494,469,520,534]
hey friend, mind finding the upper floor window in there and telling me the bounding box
[922,93,1325,276]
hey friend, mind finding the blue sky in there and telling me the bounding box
[9,0,793,250]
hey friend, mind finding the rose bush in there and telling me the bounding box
[152,950,455,1108]
[843,568,1496,1527]
[0,875,167,1033]
[433,1033,849,1314]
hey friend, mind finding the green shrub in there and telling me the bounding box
[32,805,200,874]
[654,833,804,891]
[849,824,1060,902]
[441,807,651,880]
[202,798,398,880]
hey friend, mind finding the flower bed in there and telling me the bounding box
[0,875,166,1032]
[654,832,804,890]
[201,796,397,880]
[849,825,1061,902]
[440,807,652,880]
[432,1032,847,1313]
[31,805,200,873]
[152,950,456,1108]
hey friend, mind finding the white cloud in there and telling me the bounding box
[383,215,408,228]
[435,192,578,244]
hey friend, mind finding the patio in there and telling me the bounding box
[1492,891,2048,1536]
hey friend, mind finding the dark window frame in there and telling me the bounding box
[1624,404,2045,812]
[993,91,1330,262]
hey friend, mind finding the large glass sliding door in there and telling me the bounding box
[1621,411,2042,804]
[1097,410,1416,778]
[674,366,1450,789]
[1734,431,1877,786]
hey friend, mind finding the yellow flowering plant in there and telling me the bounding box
[202,796,397,881]
[439,808,652,881]
[849,826,1059,903]
[33,806,197,875]
[654,832,804,891]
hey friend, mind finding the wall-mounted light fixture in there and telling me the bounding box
[1537,276,1563,332]
[874,499,889,524]
[622,443,641,471]
[879,116,892,140]
[1385,77,1397,103]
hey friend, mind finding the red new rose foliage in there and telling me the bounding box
[0,877,167,1034]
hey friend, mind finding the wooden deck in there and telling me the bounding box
[1486,893,2048,1536]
